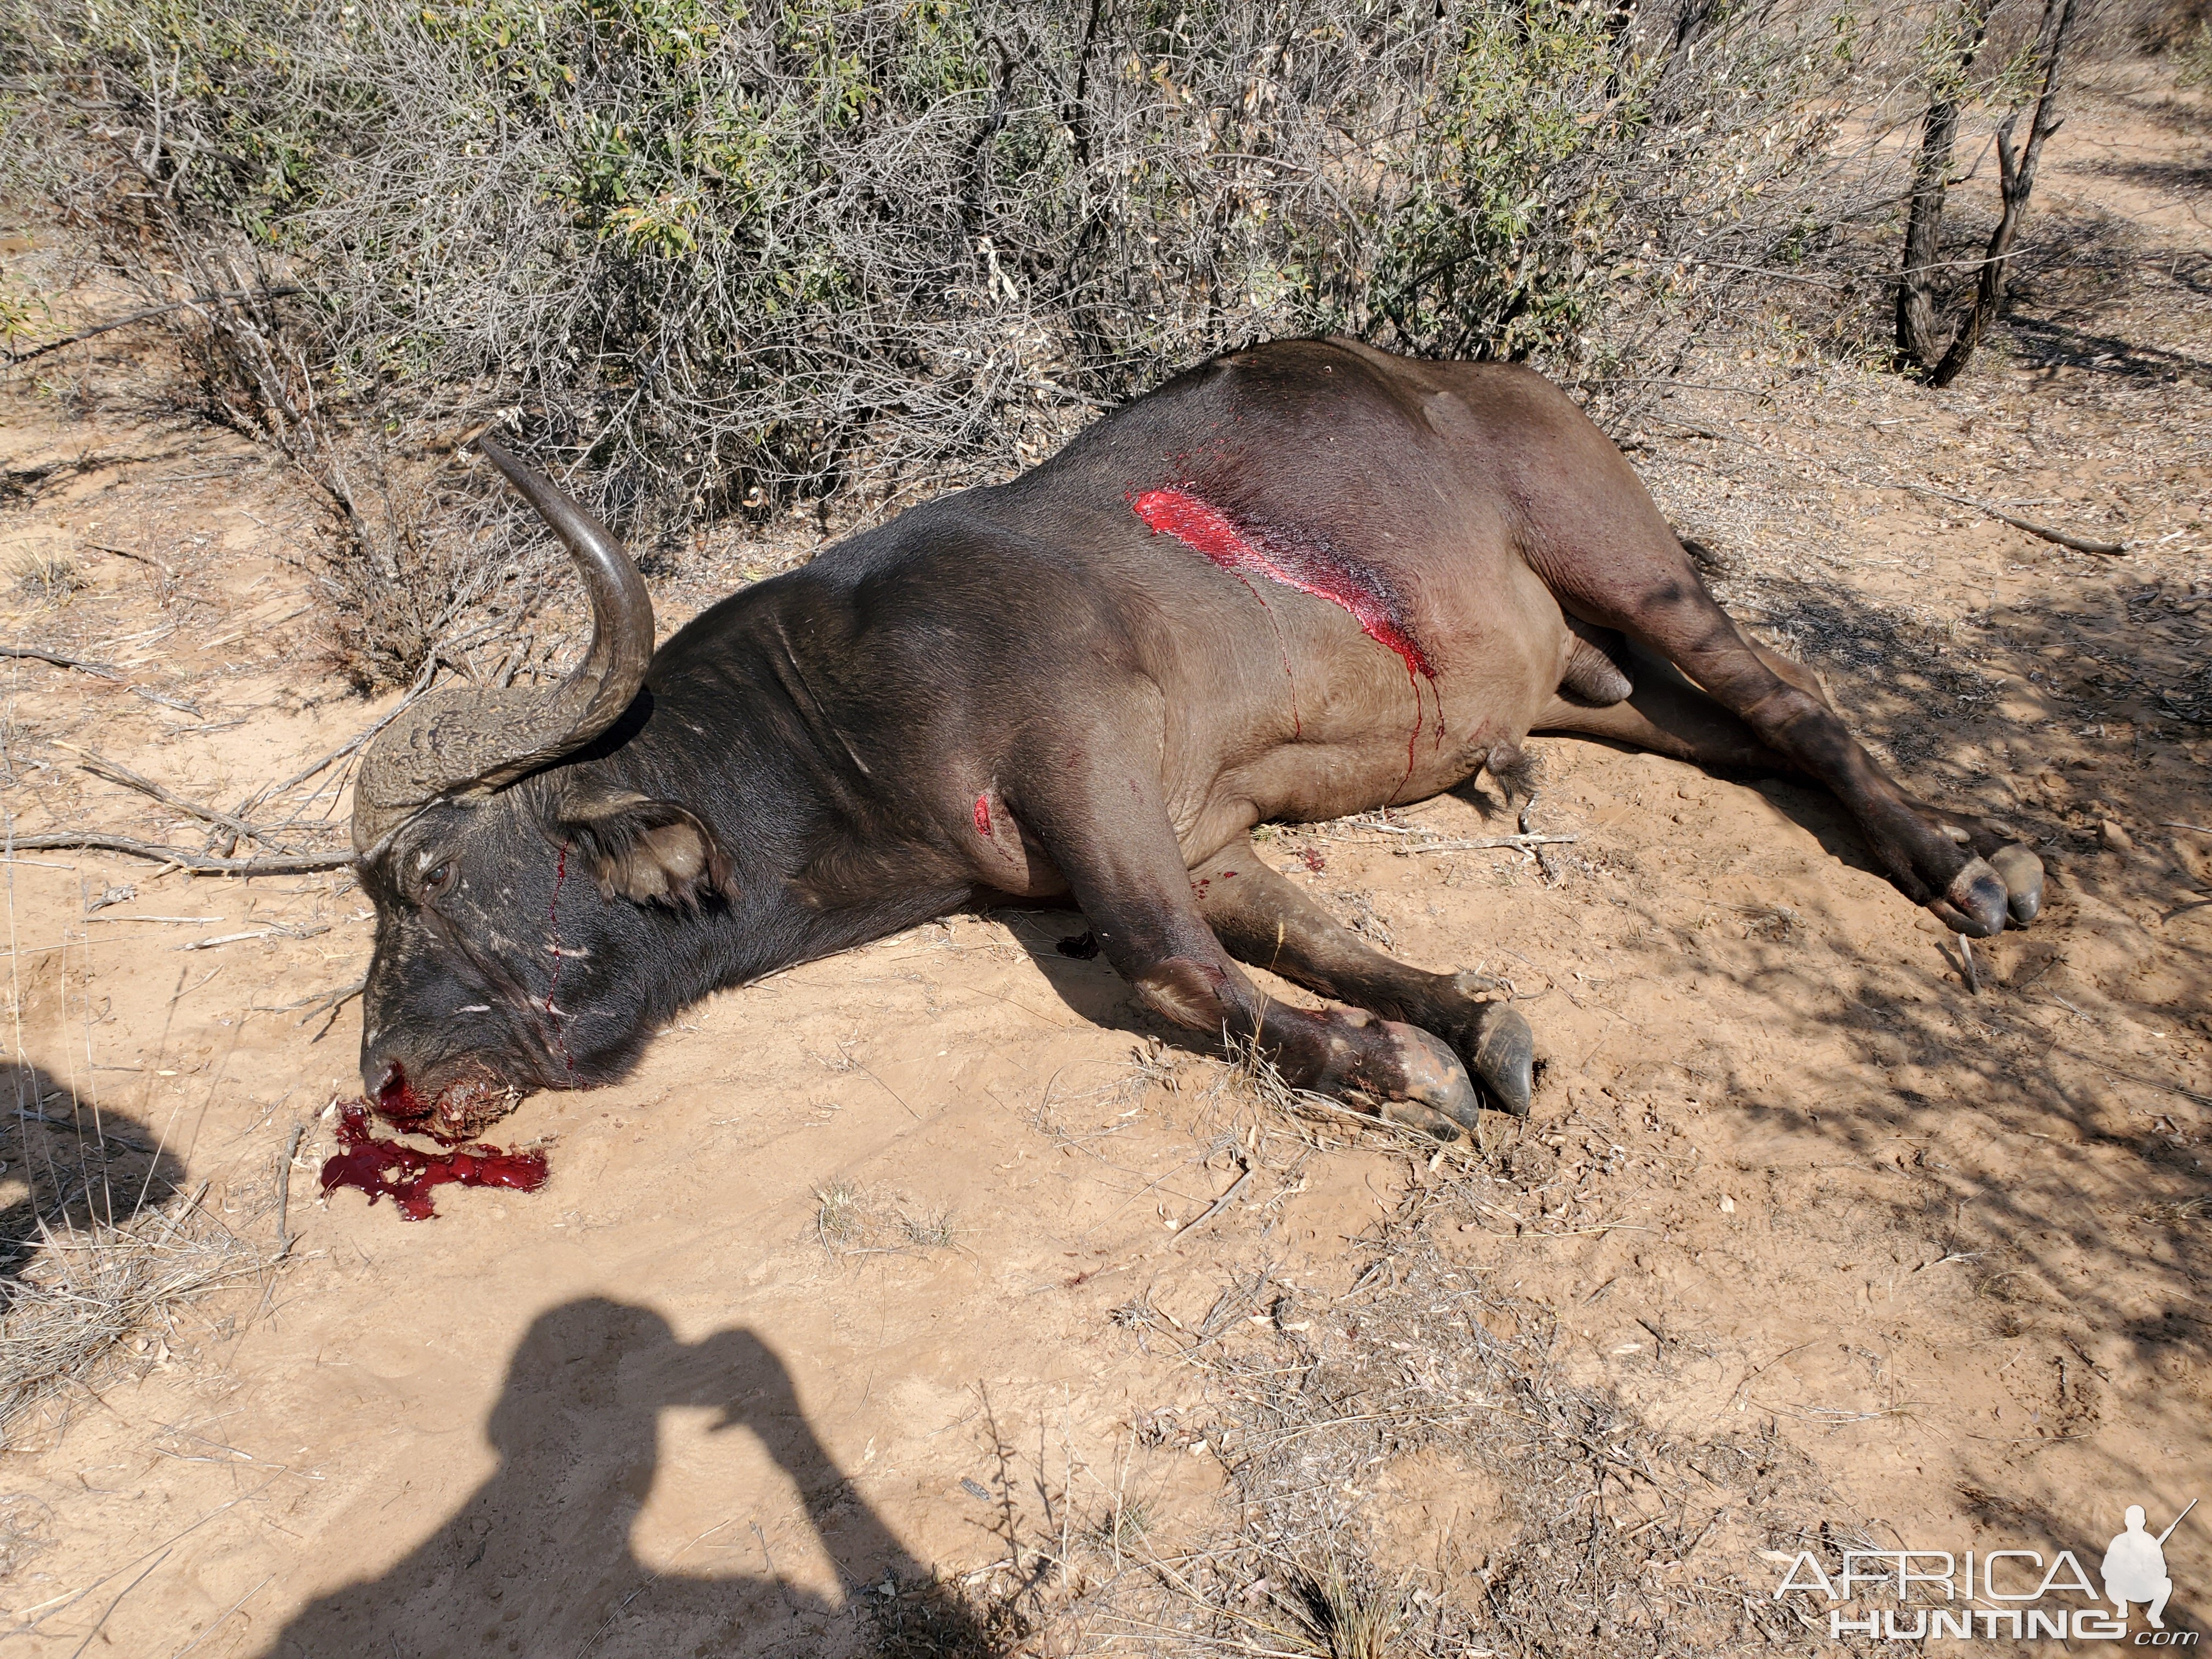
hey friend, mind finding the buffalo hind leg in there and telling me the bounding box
[1190,837,1535,1118]
[1522,425,2036,935]
[1008,725,1480,1138]
[1533,638,2044,925]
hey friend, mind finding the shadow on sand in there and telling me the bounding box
[1,1057,184,1281]
[260,1298,1017,1658]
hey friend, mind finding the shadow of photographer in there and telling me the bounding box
[261,1297,1007,1658]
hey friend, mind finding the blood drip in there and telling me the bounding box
[545,840,575,1079]
[1132,488,1441,792]
[320,1102,548,1222]
[974,792,994,837]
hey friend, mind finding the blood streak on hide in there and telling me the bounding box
[1132,488,1440,792]
[974,792,994,837]
[544,840,576,1080]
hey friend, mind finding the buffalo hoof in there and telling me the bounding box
[1429,973,1536,1118]
[1904,802,2045,935]
[1375,1020,1480,1141]
[1989,843,2044,926]
[1928,855,2009,938]
[1469,1001,1536,1118]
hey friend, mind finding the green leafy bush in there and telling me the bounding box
[4,0,1885,677]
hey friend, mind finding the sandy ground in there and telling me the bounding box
[0,60,2205,1659]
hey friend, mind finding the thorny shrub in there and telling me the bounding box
[0,1,2075,682]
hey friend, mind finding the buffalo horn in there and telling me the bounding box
[351,436,656,854]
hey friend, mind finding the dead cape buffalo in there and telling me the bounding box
[350,338,2042,1144]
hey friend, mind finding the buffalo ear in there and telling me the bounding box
[555,791,733,909]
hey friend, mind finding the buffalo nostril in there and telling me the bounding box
[372,1062,428,1122]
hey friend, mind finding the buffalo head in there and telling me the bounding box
[351,439,731,1140]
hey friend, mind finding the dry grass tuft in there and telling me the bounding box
[1065,1090,1867,1656]
[867,1570,1035,1659]
[0,1188,264,1447]
[814,1180,959,1261]
[9,549,84,603]
[1290,1562,1407,1659]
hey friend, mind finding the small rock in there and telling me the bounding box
[2100,819,2134,853]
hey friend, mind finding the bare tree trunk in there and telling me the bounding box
[1929,0,2079,388]
[1895,0,1998,371]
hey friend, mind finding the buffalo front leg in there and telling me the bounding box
[1189,838,1534,1118]
[1007,746,1479,1138]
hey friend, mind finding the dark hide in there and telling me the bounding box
[357,340,2041,1142]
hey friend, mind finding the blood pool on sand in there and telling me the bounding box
[320,1102,549,1222]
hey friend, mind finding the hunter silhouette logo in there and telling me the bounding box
[1772,1497,2199,1642]
[2105,1502,2194,1630]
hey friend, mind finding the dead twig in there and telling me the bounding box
[1414,834,1578,855]
[186,922,328,952]
[64,749,275,845]
[83,543,177,578]
[287,975,365,1027]
[1172,1163,1253,1248]
[234,693,422,818]
[1898,482,2123,555]
[3,832,352,874]
[0,646,121,680]
[1,286,302,366]
[1521,793,1562,884]
[304,979,367,1045]
[65,1549,171,1659]
[274,1122,304,1260]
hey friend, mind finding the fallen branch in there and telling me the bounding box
[1900,482,2124,555]
[1,286,303,366]
[1412,834,1580,855]
[1173,1164,1254,1248]
[0,645,121,679]
[274,1123,306,1260]
[3,831,352,875]
[64,748,274,845]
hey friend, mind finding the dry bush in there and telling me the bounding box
[1,0,2142,684]
[8,4,1900,508]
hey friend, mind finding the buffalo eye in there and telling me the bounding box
[420,861,456,900]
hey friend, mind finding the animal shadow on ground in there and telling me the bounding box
[0,1058,183,1282]
[258,1298,1017,1659]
